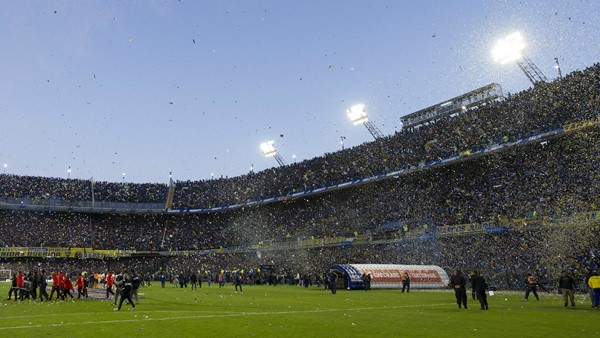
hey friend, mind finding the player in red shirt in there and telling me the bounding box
[76,273,88,299]
[16,271,25,300]
[106,271,115,299]
[57,272,66,300]
[48,272,59,300]
[62,274,75,301]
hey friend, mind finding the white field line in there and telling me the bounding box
[0,303,453,330]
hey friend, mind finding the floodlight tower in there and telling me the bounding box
[260,140,287,167]
[554,57,562,78]
[347,104,383,140]
[492,32,547,85]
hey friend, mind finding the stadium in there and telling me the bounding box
[2,2,600,336]
[1,60,599,335]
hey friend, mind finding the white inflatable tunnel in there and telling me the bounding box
[329,264,450,290]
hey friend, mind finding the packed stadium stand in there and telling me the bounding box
[1,63,598,290]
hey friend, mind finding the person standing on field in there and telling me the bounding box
[76,273,88,299]
[450,269,468,309]
[106,271,115,300]
[131,271,141,305]
[402,271,410,293]
[38,270,49,302]
[470,270,488,310]
[524,273,540,301]
[115,269,136,312]
[558,270,575,307]
[328,270,337,294]
[588,271,600,308]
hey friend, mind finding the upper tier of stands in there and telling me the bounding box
[0,63,598,212]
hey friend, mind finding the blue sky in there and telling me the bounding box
[1,0,598,183]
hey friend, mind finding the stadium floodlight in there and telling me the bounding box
[554,57,562,78]
[67,166,71,179]
[260,140,287,167]
[3,164,7,174]
[491,31,547,85]
[260,140,277,157]
[492,32,525,64]
[347,104,369,125]
[346,104,383,140]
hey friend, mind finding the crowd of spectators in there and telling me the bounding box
[0,63,597,211]
[0,123,597,289]
[2,220,598,291]
[0,64,598,290]
[171,62,600,208]
[0,176,167,204]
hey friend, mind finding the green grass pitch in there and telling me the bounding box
[0,283,597,337]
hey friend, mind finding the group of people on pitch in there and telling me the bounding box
[7,270,88,302]
[449,268,600,310]
[449,269,489,310]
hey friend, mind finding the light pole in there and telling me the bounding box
[347,104,383,140]
[67,166,71,179]
[122,172,125,182]
[554,57,562,78]
[3,164,6,174]
[260,140,287,167]
[492,31,547,85]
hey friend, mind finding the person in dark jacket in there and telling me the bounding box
[450,269,468,309]
[235,272,244,293]
[470,270,488,310]
[524,273,541,301]
[31,272,39,300]
[558,270,575,307]
[328,270,337,294]
[131,271,141,305]
[115,269,136,312]
[7,274,18,301]
[402,272,410,293]
[190,272,198,290]
[38,270,49,302]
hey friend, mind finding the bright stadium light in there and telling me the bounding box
[346,104,383,139]
[3,163,7,174]
[492,32,525,64]
[554,57,562,78]
[347,104,369,125]
[260,141,277,157]
[67,166,71,179]
[260,140,286,166]
[492,31,547,85]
